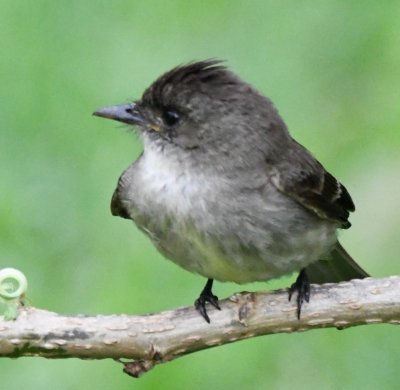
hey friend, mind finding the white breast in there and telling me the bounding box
[135,141,221,218]
[120,139,338,284]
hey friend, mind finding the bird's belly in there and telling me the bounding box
[137,214,337,284]
[159,230,282,283]
[122,156,338,284]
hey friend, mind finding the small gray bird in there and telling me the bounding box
[94,60,368,322]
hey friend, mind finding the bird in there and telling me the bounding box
[93,60,368,323]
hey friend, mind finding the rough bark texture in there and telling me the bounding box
[0,276,399,377]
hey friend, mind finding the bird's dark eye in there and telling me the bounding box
[162,110,180,126]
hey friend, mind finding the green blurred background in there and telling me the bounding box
[1,1,399,389]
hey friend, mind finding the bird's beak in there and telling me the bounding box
[93,103,147,126]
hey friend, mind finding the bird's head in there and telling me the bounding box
[94,60,288,161]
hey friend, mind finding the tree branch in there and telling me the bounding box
[0,276,399,377]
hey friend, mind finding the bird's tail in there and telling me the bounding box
[305,242,369,284]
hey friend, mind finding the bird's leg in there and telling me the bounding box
[288,268,310,319]
[194,279,221,323]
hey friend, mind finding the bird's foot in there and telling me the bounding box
[194,279,221,323]
[288,269,310,319]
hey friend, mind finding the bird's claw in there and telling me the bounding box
[288,269,310,319]
[194,279,221,323]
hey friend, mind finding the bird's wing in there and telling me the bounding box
[269,141,355,229]
[111,185,130,219]
[110,164,136,220]
[270,140,368,283]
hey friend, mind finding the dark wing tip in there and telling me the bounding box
[321,171,355,227]
[338,182,355,212]
[341,220,351,229]
[274,166,356,229]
